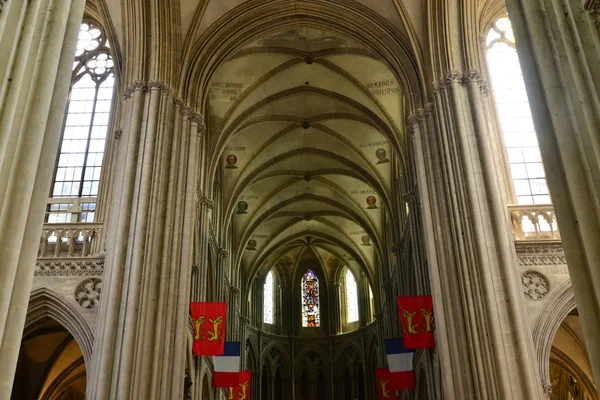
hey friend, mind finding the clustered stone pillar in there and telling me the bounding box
[359,272,372,325]
[0,0,85,396]
[505,0,600,395]
[87,80,204,400]
[196,197,213,301]
[410,70,544,399]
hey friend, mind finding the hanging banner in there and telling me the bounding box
[396,295,435,348]
[226,371,251,400]
[376,369,401,399]
[190,302,227,356]
[384,339,416,390]
[213,342,241,387]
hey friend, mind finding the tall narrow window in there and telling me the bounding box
[263,270,274,324]
[486,17,550,204]
[345,269,359,323]
[48,21,115,222]
[301,269,320,327]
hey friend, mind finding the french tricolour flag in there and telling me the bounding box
[212,342,241,388]
[384,338,416,390]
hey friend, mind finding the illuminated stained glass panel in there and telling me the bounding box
[345,269,359,323]
[301,269,320,327]
[263,270,274,324]
[486,17,550,205]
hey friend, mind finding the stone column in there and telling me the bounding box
[0,0,85,396]
[505,0,600,394]
[410,70,543,399]
[216,248,228,302]
[196,196,213,301]
[360,272,372,325]
[227,286,241,341]
[86,81,204,400]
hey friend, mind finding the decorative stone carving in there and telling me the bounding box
[462,69,482,83]
[147,80,163,91]
[74,277,103,308]
[114,129,122,140]
[515,242,566,266]
[521,271,550,300]
[123,80,148,101]
[479,80,490,96]
[585,0,600,27]
[0,0,7,12]
[542,381,553,398]
[35,258,104,277]
[444,70,463,85]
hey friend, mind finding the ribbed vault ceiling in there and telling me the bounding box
[208,27,406,284]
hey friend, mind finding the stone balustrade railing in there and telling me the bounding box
[38,223,102,258]
[508,204,560,241]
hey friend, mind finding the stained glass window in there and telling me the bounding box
[301,269,320,327]
[48,22,115,222]
[486,17,550,205]
[345,269,359,323]
[263,270,274,324]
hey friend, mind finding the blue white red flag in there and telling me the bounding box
[384,338,415,390]
[212,342,241,388]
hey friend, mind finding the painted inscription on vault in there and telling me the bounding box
[366,80,400,96]
[210,81,245,102]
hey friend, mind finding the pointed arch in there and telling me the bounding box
[532,279,577,391]
[24,288,94,367]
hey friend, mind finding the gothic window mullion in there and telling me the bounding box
[77,83,100,199]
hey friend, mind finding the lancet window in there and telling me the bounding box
[301,269,320,327]
[486,17,550,205]
[345,269,359,323]
[48,21,115,222]
[263,270,274,324]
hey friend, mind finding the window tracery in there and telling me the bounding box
[486,17,550,205]
[345,269,359,323]
[301,269,320,327]
[263,270,274,324]
[48,21,115,222]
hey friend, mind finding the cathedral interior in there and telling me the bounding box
[1,0,599,399]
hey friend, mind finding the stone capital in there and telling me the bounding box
[147,80,164,92]
[444,70,463,85]
[462,69,482,83]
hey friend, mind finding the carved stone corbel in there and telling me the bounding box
[585,0,600,27]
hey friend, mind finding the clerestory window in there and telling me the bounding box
[48,21,115,222]
[263,270,274,324]
[301,269,320,327]
[486,17,550,205]
[345,269,359,323]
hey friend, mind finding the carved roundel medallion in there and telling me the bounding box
[521,270,550,300]
[74,277,103,308]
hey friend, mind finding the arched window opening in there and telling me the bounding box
[345,269,359,323]
[263,270,274,324]
[301,269,320,327]
[48,21,115,223]
[486,17,550,205]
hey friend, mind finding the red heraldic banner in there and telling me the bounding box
[226,371,251,400]
[396,296,435,348]
[190,302,227,356]
[376,369,401,399]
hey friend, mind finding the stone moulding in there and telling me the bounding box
[514,242,566,266]
[35,258,104,277]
